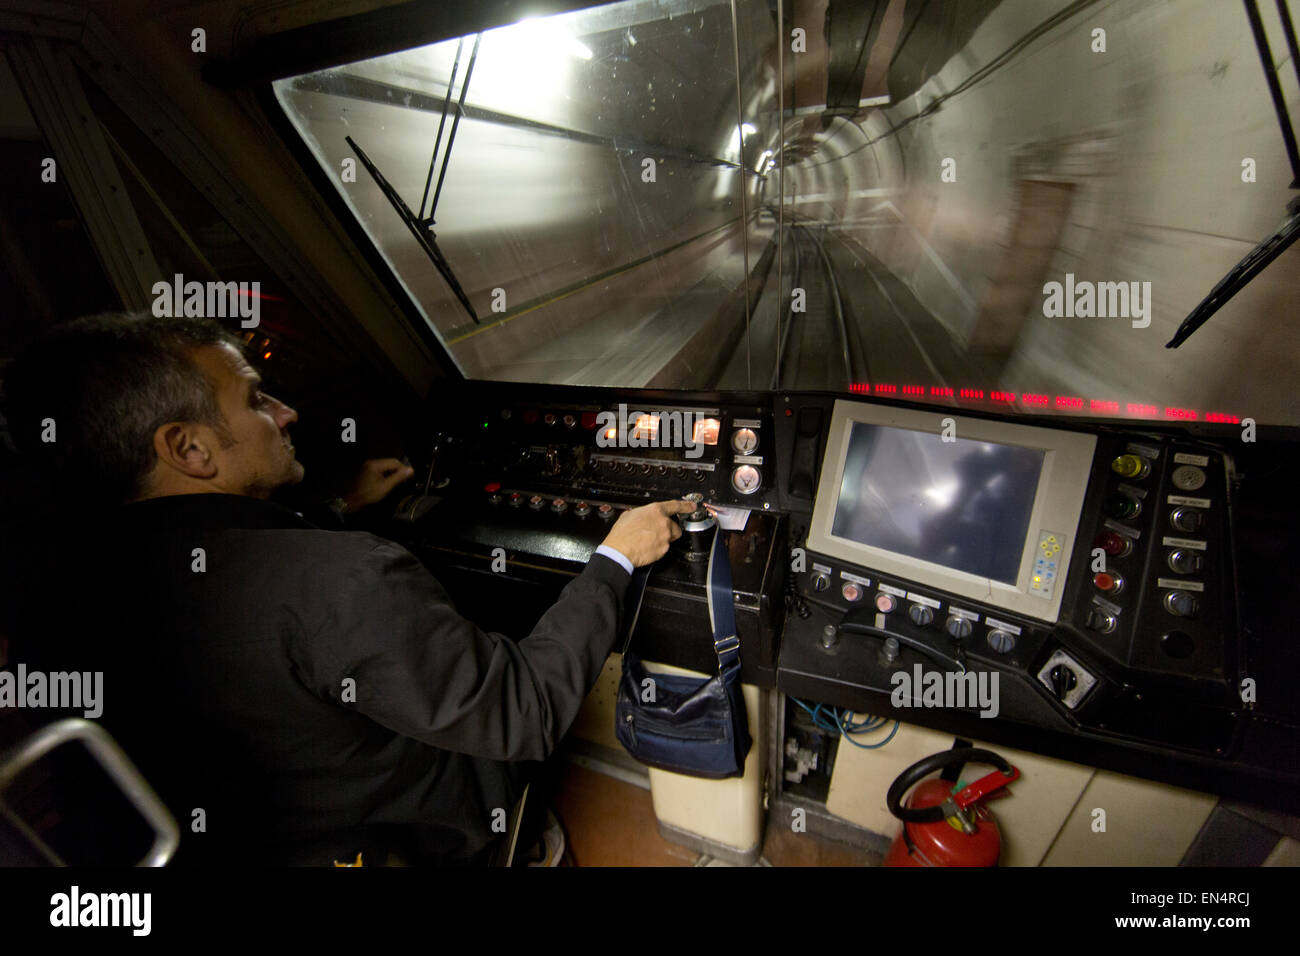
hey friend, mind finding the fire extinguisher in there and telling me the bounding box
[883,747,1019,867]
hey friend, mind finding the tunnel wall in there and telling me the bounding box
[788,0,1300,423]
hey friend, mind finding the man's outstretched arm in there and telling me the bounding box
[290,500,693,762]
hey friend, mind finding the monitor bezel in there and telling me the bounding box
[806,400,1098,622]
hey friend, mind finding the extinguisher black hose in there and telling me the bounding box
[886,747,1014,823]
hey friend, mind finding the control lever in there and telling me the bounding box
[838,607,967,672]
[673,493,716,563]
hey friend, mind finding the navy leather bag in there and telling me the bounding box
[614,528,752,778]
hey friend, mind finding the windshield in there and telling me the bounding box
[274,0,1300,427]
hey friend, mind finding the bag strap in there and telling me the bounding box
[618,527,740,676]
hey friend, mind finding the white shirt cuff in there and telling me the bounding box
[594,544,634,575]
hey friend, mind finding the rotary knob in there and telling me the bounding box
[528,495,546,510]
[944,616,973,641]
[1085,606,1118,633]
[1163,590,1199,618]
[1169,508,1204,533]
[907,604,934,628]
[1049,664,1078,700]
[987,629,1016,654]
[573,501,591,517]
[596,503,616,522]
[1167,549,1203,575]
[550,498,568,513]
[810,571,830,593]
[507,493,523,508]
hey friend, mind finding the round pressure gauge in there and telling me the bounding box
[731,428,758,456]
[731,464,761,495]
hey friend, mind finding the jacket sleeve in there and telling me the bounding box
[289,534,631,762]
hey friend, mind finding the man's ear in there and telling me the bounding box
[152,421,218,479]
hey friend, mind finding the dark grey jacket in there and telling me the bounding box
[57,493,629,864]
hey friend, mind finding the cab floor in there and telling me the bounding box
[550,762,880,866]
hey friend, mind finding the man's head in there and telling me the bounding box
[3,313,304,503]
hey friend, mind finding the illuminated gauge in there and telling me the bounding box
[731,464,761,495]
[693,418,720,446]
[731,428,758,456]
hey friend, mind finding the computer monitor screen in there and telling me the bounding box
[831,424,1045,585]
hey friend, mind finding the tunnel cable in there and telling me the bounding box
[729,0,753,388]
[776,0,786,391]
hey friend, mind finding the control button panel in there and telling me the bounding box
[1063,438,1233,687]
[1029,530,1065,598]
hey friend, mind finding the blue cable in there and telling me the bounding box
[790,698,900,749]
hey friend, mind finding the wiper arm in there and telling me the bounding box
[1165,197,1300,348]
[345,135,480,325]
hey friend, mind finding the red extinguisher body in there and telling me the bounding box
[883,778,1003,866]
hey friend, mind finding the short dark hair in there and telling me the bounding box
[2,312,245,503]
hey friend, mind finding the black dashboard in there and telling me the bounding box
[381,380,1300,810]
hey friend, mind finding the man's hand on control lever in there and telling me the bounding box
[342,458,416,513]
[601,499,697,567]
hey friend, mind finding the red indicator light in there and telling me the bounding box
[784,407,793,416]
[1021,393,1049,406]
[1054,396,1083,409]
[1126,403,1158,418]
[930,386,953,397]
[483,482,501,493]
[1205,412,1240,423]
[1090,399,1120,413]
[1093,572,1121,593]
[849,383,870,393]
[1164,407,1197,420]
[1095,531,1132,558]
[522,409,539,425]
[990,391,1015,403]
[901,385,925,396]
[580,412,598,430]
[874,384,896,394]
[959,388,984,400]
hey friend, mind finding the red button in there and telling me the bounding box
[1094,572,1117,592]
[483,481,501,493]
[1095,531,1130,558]
[581,411,599,430]
[874,592,896,613]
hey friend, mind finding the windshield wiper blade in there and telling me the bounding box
[1166,197,1300,348]
[345,134,479,325]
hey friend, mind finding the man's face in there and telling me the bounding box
[190,343,304,497]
